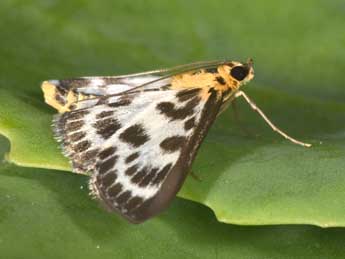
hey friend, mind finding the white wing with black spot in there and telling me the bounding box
[53,83,223,223]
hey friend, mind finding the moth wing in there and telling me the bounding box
[53,84,223,222]
[42,73,169,112]
[52,82,168,173]
[87,88,223,223]
[42,60,227,113]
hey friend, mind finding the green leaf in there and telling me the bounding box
[1,0,345,226]
[1,158,345,259]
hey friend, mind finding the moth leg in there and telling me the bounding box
[231,98,258,137]
[234,91,311,147]
[189,170,202,182]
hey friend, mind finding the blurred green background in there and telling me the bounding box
[0,0,345,258]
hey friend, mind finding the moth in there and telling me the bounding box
[42,59,311,223]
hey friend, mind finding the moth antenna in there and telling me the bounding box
[234,91,312,147]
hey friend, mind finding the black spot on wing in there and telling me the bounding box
[176,88,201,102]
[125,152,139,164]
[108,98,132,108]
[93,118,121,139]
[184,117,195,130]
[101,171,117,187]
[108,183,123,198]
[161,85,170,90]
[81,149,99,163]
[119,124,149,147]
[143,88,161,92]
[68,110,89,121]
[55,85,68,95]
[160,136,186,153]
[96,97,109,105]
[97,155,118,174]
[131,167,148,184]
[66,120,84,132]
[139,168,159,187]
[55,93,66,105]
[125,196,143,211]
[152,163,172,185]
[69,131,86,142]
[99,146,117,160]
[125,164,138,176]
[156,102,174,115]
[96,110,114,119]
[156,96,200,121]
[117,191,131,205]
[68,104,77,110]
[73,140,91,153]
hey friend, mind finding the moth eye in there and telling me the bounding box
[230,66,249,81]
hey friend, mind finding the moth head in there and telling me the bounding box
[225,58,254,88]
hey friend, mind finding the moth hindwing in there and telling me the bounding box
[42,60,258,223]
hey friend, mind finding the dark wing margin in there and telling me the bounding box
[92,89,224,223]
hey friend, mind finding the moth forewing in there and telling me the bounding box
[91,88,223,223]
[42,59,310,223]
